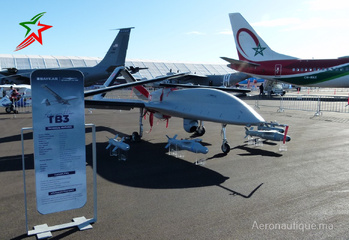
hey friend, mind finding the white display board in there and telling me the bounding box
[31,70,86,215]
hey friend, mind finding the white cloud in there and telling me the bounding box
[217,30,232,35]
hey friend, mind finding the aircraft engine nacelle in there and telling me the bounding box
[183,119,198,133]
[223,72,250,87]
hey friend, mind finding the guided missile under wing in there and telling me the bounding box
[165,135,209,154]
[245,127,291,142]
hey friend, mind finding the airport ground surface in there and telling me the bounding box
[1,94,349,239]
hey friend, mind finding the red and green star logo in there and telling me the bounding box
[14,12,52,52]
[252,43,266,56]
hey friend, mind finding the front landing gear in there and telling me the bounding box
[221,124,230,154]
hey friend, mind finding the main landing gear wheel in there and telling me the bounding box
[221,142,231,154]
[132,108,144,142]
[195,126,206,136]
[221,123,230,154]
[131,132,141,142]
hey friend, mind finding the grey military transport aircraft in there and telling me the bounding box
[0,28,132,86]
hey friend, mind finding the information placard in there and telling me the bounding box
[31,70,86,215]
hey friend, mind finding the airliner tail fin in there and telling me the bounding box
[229,13,296,62]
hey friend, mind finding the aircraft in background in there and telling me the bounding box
[237,78,263,88]
[126,66,148,74]
[158,72,251,94]
[222,13,349,88]
[0,28,132,86]
[84,66,266,154]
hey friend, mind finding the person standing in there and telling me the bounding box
[259,83,264,96]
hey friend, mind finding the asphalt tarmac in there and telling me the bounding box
[1,97,349,239]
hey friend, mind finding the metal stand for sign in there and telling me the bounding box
[21,124,97,239]
[167,144,184,158]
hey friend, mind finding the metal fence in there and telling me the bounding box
[255,95,349,115]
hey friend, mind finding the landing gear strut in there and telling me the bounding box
[221,124,230,154]
[132,108,144,142]
[195,120,206,136]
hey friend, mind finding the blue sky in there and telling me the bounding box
[2,0,349,64]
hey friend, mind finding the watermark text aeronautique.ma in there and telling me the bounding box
[252,221,334,232]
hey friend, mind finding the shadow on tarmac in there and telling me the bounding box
[10,227,80,240]
[0,125,229,190]
[233,144,283,157]
[0,125,268,199]
[85,140,229,189]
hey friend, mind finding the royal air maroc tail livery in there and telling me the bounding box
[222,13,349,87]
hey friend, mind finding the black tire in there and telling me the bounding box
[195,126,206,136]
[131,132,141,142]
[221,143,231,154]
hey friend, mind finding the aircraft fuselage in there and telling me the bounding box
[145,88,264,125]
[229,58,349,87]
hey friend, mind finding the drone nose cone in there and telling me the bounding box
[201,147,209,154]
[248,110,265,125]
[230,94,265,125]
[239,106,265,125]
